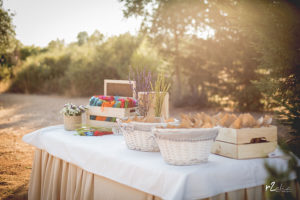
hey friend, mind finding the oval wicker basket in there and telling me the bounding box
[153,128,219,165]
[117,118,167,152]
[64,115,82,131]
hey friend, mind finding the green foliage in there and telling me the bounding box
[0,64,13,81]
[88,30,104,45]
[4,0,299,127]
[265,141,300,200]
[63,33,141,96]
[130,38,164,73]
[8,33,145,96]
[19,45,42,61]
[0,52,16,81]
[63,59,120,96]
[9,52,71,93]
[98,33,141,78]
[77,31,89,46]
[0,0,15,54]
[120,0,212,105]
[0,0,16,81]
[241,0,300,135]
[120,0,266,111]
[47,39,65,50]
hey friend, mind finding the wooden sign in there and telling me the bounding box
[104,80,136,98]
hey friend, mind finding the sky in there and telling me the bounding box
[3,0,142,47]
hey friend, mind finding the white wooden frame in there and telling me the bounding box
[104,79,136,99]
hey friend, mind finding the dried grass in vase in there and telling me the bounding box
[151,73,170,118]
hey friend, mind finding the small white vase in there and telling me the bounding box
[64,115,82,131]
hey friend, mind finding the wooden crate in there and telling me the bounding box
[86,79,137,128]
[87,106,137,128]
[211,126,277,159]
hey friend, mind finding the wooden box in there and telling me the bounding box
[86,80,137,128]
[86,106,136,128]
[211,126,277,159]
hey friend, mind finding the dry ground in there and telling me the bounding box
[0,93,296,200]
[0,93,87,200]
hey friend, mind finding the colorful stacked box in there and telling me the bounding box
[89,95,137,122]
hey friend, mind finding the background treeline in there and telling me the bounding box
[0,0,299,135]
[3,32,153,96]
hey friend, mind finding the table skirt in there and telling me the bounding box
[28,149,300,200]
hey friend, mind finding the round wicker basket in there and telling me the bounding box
[153,128,219,165]
[117,118,167,152]
[64,115,82,131]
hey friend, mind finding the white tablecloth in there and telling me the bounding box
[23,125,296,200]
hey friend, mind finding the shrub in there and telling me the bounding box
[9,52,71,93]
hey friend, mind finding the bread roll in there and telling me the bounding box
[230,117,242,129]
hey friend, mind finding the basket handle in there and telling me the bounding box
[125,124,134,132]
[149,128,158,140]
[116,119,134,133]
[116,119,126,134]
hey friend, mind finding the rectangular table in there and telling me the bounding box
[23,125,299,200]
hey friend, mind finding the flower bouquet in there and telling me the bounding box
[60,103,87,131]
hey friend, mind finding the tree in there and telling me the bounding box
[120,0,212,104]
[77,31,88,46]
[0,0,16,81]
[256,0,300,136]
[19,45,41,61]
[234,0,300,134]
[120,0,265,110]
[0,0,15,54]
[47,39,65,50]
[88,30,104,45]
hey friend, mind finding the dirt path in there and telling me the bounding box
[0,93,295,199]
[0,93,87,199]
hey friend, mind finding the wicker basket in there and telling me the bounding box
[153,128,219,165]
[64,115,82,131]
[117,118,167,152]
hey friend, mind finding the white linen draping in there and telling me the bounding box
[29,149,94,200]
[29,149,300,200]
[23,125,298,200]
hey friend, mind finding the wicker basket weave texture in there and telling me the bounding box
[123,130,160,152]
[64,115,82,131]
[154,128,219,165]
[156,139,213,165]
[118,118,166,152]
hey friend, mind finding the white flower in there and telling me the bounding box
[60,103,86,116]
